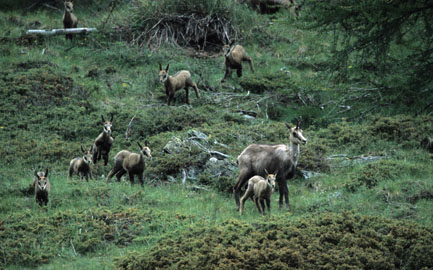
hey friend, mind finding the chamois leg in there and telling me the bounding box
[234,169,253,210]
[107,163,122,182]
[167,93,175,106]
[68,166,74,178]
[239,186,254,215]
[278,180,290,210]
[221,67,232,82]
[255,197,264,214]
[186,78,200,99]
[185,87,190,105]
[116,169,127,182]
[278,181,285,209]
[103,152,109,166]
[128,172,135,184]
[138,172,144,186]
[245,56,254,73]
[236,67,243,78]
[265,198,271,216]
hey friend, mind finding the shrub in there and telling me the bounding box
[115,212,433,270]
[239,71,299,95]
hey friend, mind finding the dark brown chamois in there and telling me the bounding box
[234,120,306,210]
[159,63,200,106]
[33,168,50,206]
[62,1,78,40]
[221,41,254,82]
[92,115,114,166]
[106,142,152,186]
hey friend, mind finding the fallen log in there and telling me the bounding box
[26,28,97,36]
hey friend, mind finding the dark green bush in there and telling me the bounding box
[115,212,433,270]
[239,71,299,95]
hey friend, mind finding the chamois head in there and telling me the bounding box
[222,40,235,56]
[35,168,49,191]
[81,145,93,165]
[64,1,74,12]
[158,63,170,83]
[101,115,113,135]
[137,142,152,159]
[264,169,276,191]
[286,120,307,145]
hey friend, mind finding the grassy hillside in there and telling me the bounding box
[1,1,432,269]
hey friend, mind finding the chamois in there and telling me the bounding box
[159,63,200,106]
[69,145,93,181]
[221,41,254,82]
[106,142,152,185]
[234,120,307,210]
[92,115,114,166]
[33,168,50,206]
[62,1,78,40]
[239,171,276,215]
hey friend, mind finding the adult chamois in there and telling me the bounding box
[33,168,50,206]
[62,1,78,40]
[92,115,114,166]
[221,41,254,82]
[159,63,200,106]
[234,120,307,210]
[106,142,152,186]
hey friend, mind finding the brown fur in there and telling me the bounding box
[106,142,152,185]
[62,1,78,40]
[33,168,50,206]
[234,121,306,210]
[69,145,93,181]
[221,42,254,82]
[92,115,114,166]
[159,64,200,106]
[239,172,276,215]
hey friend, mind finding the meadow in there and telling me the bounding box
[1,0,432,269]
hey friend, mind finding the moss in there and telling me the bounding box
[115,212,433,270]
[239,71,298,95]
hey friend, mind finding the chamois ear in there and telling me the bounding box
[285,123,291,130]
[34,170,40,179]
[101,115,105,123]
[158,63,162,71]
[264,169,269,175]
[89,145,93,152]
[296,118,301,129]
[44,168,49,178]
[110,114,114,122]
[81,145,85,153]
[229,40,235,46]
[137,141,143,150]
[144,139,150,146]
[165,64,169,72]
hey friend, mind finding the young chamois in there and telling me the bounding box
[33,168,50,206]
[159,63,200,106]
[69,145,93,181]
[234,120,307,210]
[221,41,254,82]
[106,142,152,186]
[92,115,114,166]
[239,171,276,215]
[62,1,78,40]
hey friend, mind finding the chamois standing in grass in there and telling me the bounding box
[221,41,254,82]
[234,120,307,210]
[69,145,93,181]
[33,168,50,206]
[62,1,78,40]
[93,115,114,166]
[239,171,276,215]
[106,142,152,186]
[159,63,200,106]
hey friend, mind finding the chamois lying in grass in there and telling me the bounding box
[93,115,114,166]
[63,1,78,40]
[159,63,200,106]
[239,171,276,215]
[221,41,254,82]
[234,120,307,210]
[69,145,93,181]
[33,168,50,206]
[106,142,152,186]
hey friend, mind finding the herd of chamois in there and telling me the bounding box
[33,1,308,216]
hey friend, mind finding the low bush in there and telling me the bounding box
[115,212,433,270]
